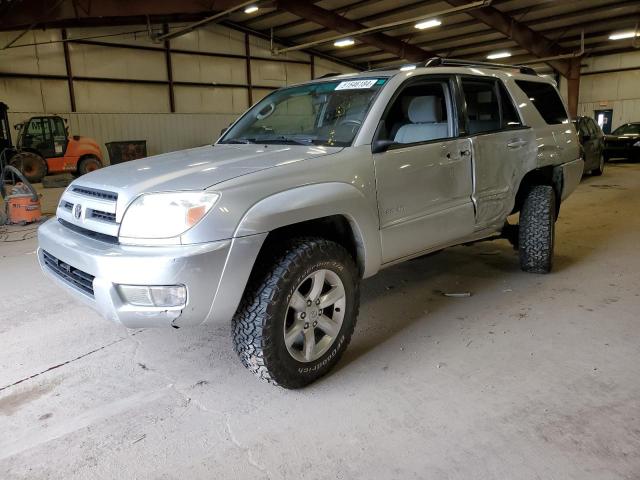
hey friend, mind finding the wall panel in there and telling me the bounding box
[74,82,170,113]
[172,53,246,85]
[69,43,166,81]
[174,86,247,114]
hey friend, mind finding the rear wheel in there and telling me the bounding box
[10,152,47,183]
[77,156,102,176]
[518,185,556,274]
[232,237,360,389]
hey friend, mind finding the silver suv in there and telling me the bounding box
[38,59,583,388]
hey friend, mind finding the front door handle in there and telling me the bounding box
[507,139,528,149]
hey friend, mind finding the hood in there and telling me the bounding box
[606,133,640,141]
[74,143,342,200]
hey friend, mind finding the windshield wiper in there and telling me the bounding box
[259,136,314,145]
[219,138,255,144]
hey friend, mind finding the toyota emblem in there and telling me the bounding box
[74,204,82,219]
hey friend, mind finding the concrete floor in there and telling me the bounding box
[1,163,639,479]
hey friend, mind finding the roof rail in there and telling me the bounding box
[316,72,342,79]
[423,57,538,75]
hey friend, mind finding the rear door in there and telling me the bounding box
[373,75,475,263]
[459,76,534,229]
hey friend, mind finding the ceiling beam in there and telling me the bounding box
[342,1,639,65]
[0,0,250,31]
[444,0,574,77]
[276,0,433,63]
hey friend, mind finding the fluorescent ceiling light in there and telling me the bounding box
[415,19,442,30]
[244,5,259,14]
[487,51,512,60]
[609,31,639,40]
[334,38,355,47]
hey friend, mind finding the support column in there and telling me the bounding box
[163,24,175,113]
[567,57,581,119]
[310,54,315,80]
[245,33,253,106]
[61,29,76,112]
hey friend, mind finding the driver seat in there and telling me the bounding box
[394,96,448,144]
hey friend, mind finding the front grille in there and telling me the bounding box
[59,219,119,244]
[89,209,116,223]
[62,201,73,211]
[42,250,95,296]
[72,186,118,202]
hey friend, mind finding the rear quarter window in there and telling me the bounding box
[515,80,568,125]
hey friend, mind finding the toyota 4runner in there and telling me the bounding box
[38,58,583,388]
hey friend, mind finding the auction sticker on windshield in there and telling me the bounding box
[335,79,379,90]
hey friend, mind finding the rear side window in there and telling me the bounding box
[497,81,522,129]
[515,80,568,125]
[461,78,522,134]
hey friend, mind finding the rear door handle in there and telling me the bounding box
[507,140,528,149]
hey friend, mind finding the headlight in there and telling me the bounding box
[119,191,219,241]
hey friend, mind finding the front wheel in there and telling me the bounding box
[77,156,103,176]
[233,238,360,389]
[518,185,556,274]
[591,154,605,176]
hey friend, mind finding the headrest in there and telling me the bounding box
[408,96,442,123]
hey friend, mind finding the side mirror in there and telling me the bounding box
[219,127,228,137]
[372,139,397,153]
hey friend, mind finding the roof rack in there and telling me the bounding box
[422,57,538,75]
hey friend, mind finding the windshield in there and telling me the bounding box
[220,78,387,147]
[612,124,640,135]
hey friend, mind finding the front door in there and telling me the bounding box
[373,76,475,263]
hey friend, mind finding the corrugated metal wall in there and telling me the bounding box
[6,111,240,159]
[576,51,640,129]
[0,24,356,163]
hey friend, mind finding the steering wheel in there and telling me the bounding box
[338,119,362,128]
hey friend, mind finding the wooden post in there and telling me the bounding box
[567,57,581,119]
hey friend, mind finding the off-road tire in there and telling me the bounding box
[77,155,102,176]
[518,185,556,274]
[232,237,360,389]
[10,152,47,183]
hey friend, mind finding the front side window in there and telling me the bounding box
[586,119,600,137]
[515,80,568,125]
[612,124,640,135]
[220,78,386,147]
[377,80,453,145]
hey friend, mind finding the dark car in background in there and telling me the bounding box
[575,116,605,176]
[604,122,640,162]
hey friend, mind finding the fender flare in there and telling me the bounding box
[233,182,382,278]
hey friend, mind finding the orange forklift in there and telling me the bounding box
[1,102,103,183]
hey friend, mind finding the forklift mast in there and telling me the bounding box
[0,102,12,152]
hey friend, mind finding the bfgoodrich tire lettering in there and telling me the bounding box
[232,237,360,389]
[518,185,556,274]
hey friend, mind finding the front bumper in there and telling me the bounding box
[37,218,253,328]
